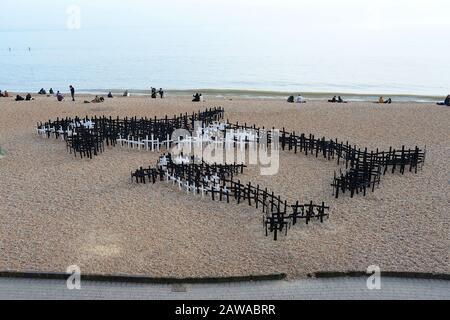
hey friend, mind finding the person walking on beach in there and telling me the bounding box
[158,88,164,99]
[69,85,75,101]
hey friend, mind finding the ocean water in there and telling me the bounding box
[1,28,449,100]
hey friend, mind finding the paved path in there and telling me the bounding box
[0,276,448,300]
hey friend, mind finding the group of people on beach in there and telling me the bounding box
[328,96,347,103]
[31,86,75,102]
[51,86,75,102]
[14,93,34,101]
[287,94,306,103]
[287,94,396,104]
[151,87,164,99]
[4,87,450,106]
[38,88,54,95]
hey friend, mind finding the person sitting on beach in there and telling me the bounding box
[4,90,9,97]
[437,95,450,106]
[123,90,130,97]
[328,96,337,103]
[25,93,32,101]
[287,95,294,103]
[295,94,306,103]
[108,92,113,98]
[49,88,54,95]
[56,91,64,101]
[0,90,3,97]
[38,88,46,95]
[337,96,347,103]
[158,88,164,99]
[91,95,105,103]
[378,97,392,104]
[15,95,25,101]
[192,93,201,102]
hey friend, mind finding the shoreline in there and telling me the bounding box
[79,89,446,103]
[4,89,445,103]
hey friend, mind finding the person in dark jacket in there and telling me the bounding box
[437,95,450,106]
[69,85,75,101]
[25,93,32,101]
[158,88,164,99]
[337,96,347,103]
[15,95,25,101]
[151,87,157,99]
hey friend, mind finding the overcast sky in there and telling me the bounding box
[1,0,449,35]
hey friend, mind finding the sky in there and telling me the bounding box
[2,0,449,55]
[1,0,450,34]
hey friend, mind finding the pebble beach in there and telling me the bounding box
[0,94,448,279]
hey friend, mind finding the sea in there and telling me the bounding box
[1,28,449,102]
